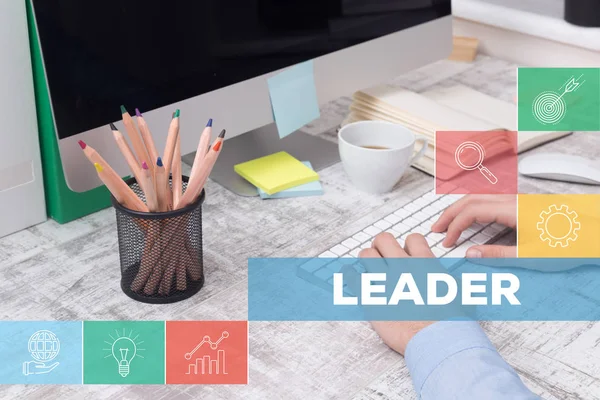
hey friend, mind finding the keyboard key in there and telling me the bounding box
[403,217,420,228]
[314,267,332,282]
[403,202,420,213]
[341,238,360,250]
[330,244,349,256]
[423,190,437,199]
[413,226,430,236]
[413,197,431,208]
[384,229,398,237]
[319,251,336,258]
[429,201,446,213]
[427,232,445,244]
[393,209,411,219]
[363,225,383,236]
[299,259,328,273]
[384,213,402,225]
[471,222,486,231]
[481,225,502,237]
[425,236,437,247]
[435,245,450,255]
[373,219,393,230]
[421,205,436,215]
[445,240,476,258]
[360,242,372,249]
[353,231,371,243]
[432,247,446,257]
[350,248,361,257]
[325,261,343,273]
[489,223,506,233]
[413,211,429,222]
[420,220,434,231]
[471,232,490,245]
[392,222,410,234]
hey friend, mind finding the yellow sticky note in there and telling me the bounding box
[234,151,319,195]
[518,194,600,257]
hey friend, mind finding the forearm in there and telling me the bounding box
[405,321,539,400]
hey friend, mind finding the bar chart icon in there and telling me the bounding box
[184,331,229,375]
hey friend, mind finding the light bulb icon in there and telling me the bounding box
[112,337,136,377]
[103,329,145,378]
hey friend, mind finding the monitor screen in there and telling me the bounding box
[32,0,451,140]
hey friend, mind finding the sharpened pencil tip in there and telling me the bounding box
[142,161,149,170]
[174,109,180,118]
[78,140,87,150]
[120,105,127,114]
[206,118,213,127]
[218,129,226,138]
[94,163,103,172]
[213,141,222,152]
[109,123,117,131]
[156,157,163,167]
[135,108,142,117]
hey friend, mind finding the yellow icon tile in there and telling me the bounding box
[518,194,600,257]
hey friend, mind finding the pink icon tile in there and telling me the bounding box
[435,131,518,194]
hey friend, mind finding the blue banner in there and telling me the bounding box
[248,258,600,321]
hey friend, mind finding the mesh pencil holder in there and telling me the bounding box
[112,176,205,304]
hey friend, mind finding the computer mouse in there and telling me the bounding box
[518,152,600,185]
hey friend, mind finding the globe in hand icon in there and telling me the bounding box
[22,330,60,376]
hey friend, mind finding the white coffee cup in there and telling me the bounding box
[338,121,429,194]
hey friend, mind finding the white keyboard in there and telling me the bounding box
[297,189,509,290]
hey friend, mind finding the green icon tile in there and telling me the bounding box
[83,321,165,384]
[518,68,600,131]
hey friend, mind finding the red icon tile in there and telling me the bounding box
[166,321,248,384]
[435,130,518,194]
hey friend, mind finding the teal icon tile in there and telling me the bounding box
[518,67,600,131]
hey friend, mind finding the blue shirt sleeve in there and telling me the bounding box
[404,321,540,400]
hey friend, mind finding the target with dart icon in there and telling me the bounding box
[532,75,585,125]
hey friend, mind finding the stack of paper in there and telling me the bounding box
[343,84,570,176]
[234,152,323,199]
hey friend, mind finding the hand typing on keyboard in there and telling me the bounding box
[358,232,435,355]
[431,195,517,259]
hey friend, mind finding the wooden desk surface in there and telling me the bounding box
[1,56,599,399]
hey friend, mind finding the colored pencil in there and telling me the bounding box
[141,162,159,212]
[162,109,180,179]
[176,129,226,208]
[155,157,171,211]
[78,140,148,211]
[188,118,212,184]
[109,123,143,186]
[120,105,150,166]
[135,108,159,177]
[172,134,182,206]
[94,163,148,212]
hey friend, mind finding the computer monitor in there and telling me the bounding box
[31,0,452,194]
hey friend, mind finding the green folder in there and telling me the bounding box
[26,1,111,223]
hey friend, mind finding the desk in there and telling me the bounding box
[1,56,599,399]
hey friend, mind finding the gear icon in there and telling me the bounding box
[537,204,581,248]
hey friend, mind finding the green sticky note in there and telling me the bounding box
[83,321,165,384]
[268,60,321,138]
[518,67,600,131]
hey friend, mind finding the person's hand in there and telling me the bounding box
[431,194,517,258]
[22,361,59,375]
[358,232,434,355]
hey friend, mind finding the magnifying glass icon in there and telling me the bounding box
[454,141,498,185]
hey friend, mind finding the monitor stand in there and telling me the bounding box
[182,123,340,197]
